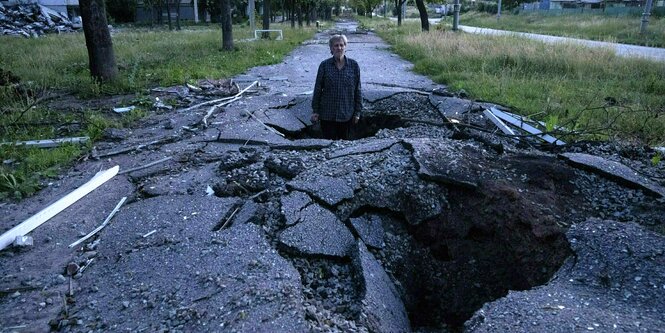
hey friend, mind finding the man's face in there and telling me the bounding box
[330,40,346,60]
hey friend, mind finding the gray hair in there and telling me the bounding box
[328,34,348,47]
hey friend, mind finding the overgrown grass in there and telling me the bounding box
[359,18,665,145]
[461,12,665,47]
[0,22,317,199]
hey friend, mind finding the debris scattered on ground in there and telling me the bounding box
[0,165,119,250]
[0,3,81,37]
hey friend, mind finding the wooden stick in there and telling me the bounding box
[119,156,173,175]
[180,81,259,113]
[0,166,119,251]
[142,229,157,238]
[244,110,286,137]
[219,207,240,230]
[202,96,240,127]
[68,196,127,248]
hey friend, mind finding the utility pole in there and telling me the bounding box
[453,0,460,31]
[497,0,502,19]
[640,0,654,34]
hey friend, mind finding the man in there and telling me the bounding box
[311,34,362,140]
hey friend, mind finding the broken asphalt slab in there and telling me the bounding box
[73,196,307,332]
[560,152,665,198]
[278,203,356,258]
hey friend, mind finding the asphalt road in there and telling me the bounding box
[458,25,665,62]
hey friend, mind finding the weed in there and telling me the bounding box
[0,23,316,200]
[358,18,665,145]
[461,12,665,47]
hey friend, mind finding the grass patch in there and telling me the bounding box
[0,23,316,200]
[461,12,665,47]
[359,18,665,145]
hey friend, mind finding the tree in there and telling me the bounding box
[415,0,429,31]
[175,0,181,30]
[262,0,271,38]
[221,0,233,50]
[394,0,407,26]
[79,0,118,82]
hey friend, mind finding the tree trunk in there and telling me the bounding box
[79,0,118,82]
[166,0,172,30]
[305,2,311,26]
[221,0,233,50]
[290,0,295,28]
[176,0,181,30]
[262,0,270,38]
[297,2,303,27]
[415,0,429,31]
[395,0,404,26]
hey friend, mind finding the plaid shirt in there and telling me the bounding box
[312,56,362,122]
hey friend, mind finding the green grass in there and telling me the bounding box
[0,22,317,200]
[359,17,665,146]
[460,12,665,47]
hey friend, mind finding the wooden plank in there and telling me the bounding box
[0,166,119,251]
[490,107,565,145]
[1,137,89,148]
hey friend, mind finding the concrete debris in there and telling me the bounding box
[13,235,33,247]
[0,4,80,37]
[349,215,385,249]
[278,203,356,258]
[560,152,665,198]
[280,191,312,226]
[353,241,411,333]
[288,175,355,207]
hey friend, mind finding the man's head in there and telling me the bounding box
[329,34,348,60]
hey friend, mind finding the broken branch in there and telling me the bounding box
[118,156,173,175]
[68,196,127,248]
[180,81,259,113]
[202,96,241,128]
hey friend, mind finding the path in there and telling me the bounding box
[459,25,665,62]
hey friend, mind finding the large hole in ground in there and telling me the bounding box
[278,114,410,141]
[364,184,572,330]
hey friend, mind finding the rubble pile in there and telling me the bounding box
[0,2,81,37]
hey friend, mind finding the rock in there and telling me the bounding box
[278,203,356,258]
[353,242,410,333]
[265,155,306,179]
[349,215,385,249]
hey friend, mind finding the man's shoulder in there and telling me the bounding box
[346,57,360,69]
[320,57,334,65]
